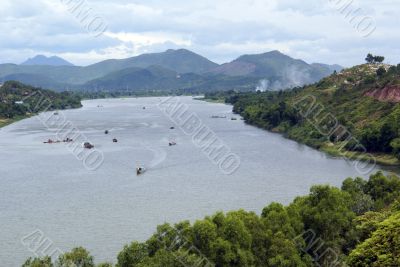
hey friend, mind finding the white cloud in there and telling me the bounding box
[0,0,399,66]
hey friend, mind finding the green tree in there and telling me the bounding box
[116,242,148,267]
[376,66,387,77]
[348,212,400,267]
[22,257,53,267]
[56,247,94,267]
[373,55,385,63]
[365,172,400,209]
[365,53,374,63]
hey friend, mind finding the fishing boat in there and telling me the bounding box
[169,141,177,146]
[83,142,94,149]
[113,138,118,143]
[211,115,226,119]
[105,130,109,135]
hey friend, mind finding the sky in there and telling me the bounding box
[0,0,399,67]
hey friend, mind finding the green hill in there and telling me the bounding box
[0,81,81,127]
[215,63,400,166]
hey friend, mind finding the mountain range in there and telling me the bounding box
[0,49,342,92]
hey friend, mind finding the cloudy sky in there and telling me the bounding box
[0,0,399,66]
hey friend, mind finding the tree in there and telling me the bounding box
[56,247,94,267]
[342,177,373,215]
[22,257,53,267]
[376,67,387,77]
[374,55,385,63]
[365,54,385,64]
[365,53,374,63]
[297,185,356,262]
[116,242,148,267]
[390,138,400,159]
[347,212,400,267]
[365,172,400,209]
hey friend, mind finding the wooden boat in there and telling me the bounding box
[211,115,226,119]
[83,142,94,149]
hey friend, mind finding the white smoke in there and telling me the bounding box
[255,79,270,92]
[255,65,312,92]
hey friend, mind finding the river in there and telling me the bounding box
[0,97,380,266]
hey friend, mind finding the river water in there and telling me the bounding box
[0,97,380,266]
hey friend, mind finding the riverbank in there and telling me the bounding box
[268,123,399,167]
[199,95,400,168]
[0,115,31,129]
[320,142,399,166]
[194,96,225,103]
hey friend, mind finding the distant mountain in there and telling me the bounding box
[82,65,260,92]
[1,73,69,89]
[85,49,219,75]
[0,49,342,92]
[311,63,343,73]
[83,65,200,91]
[209,51,343,90]
[21,55,74,66]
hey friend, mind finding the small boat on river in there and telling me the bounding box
[136,167,146,175]
[83,142,94,149]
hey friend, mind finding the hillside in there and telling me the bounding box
[0,81,81,127]
[214,63,400,165]
[0,50,340,92]
[21,55,74,66]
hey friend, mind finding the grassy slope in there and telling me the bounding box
[224,64,400,166]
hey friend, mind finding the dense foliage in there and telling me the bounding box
[22,172,400,267]
[0,81,81,121]
[212,63,400,164]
